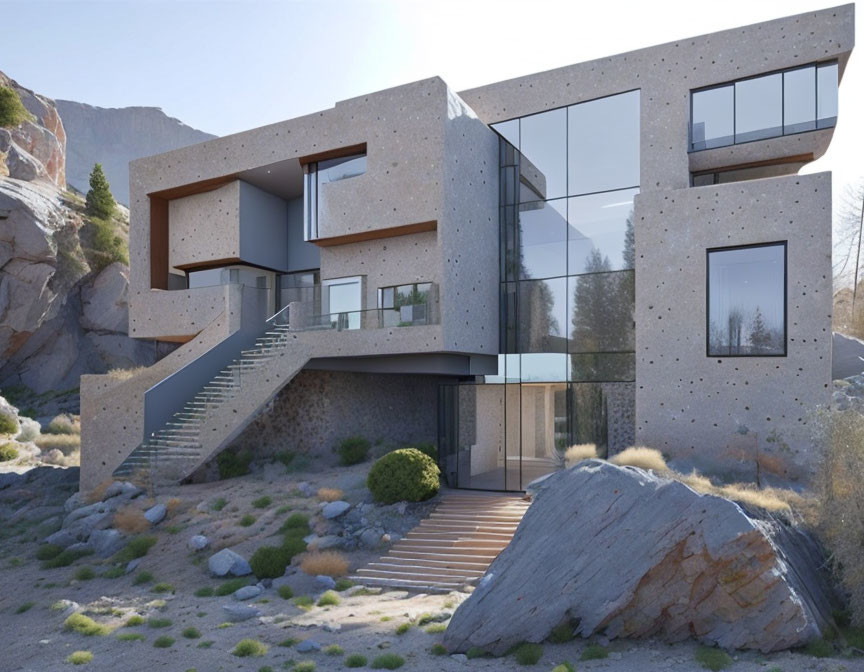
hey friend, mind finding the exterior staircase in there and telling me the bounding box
[113,317,303,487]
[350,491,530,592]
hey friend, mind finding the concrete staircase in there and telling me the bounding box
[113,319,309,487]
[350,491,530,592]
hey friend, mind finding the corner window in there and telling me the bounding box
[303,151,367,241]
[707,243,786,357]
[377,282,432,327]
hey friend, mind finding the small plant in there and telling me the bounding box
[580,644,608,661]
[214,577,252,596]
[15,601,34,614]
[275,505,291,515]
[217,448,253,479]
[0,411,19,436]
[124,615,145,627]
[802,639,833,659]
[133,571,154,585]
[194,586,214,597]
[430,643,447,656]
[117,633,145,642]
[317,487,344,502]
[35,544,63,561]
[337,436,371,466]
[250,545,291,579]
[151,582,174,594]
[113,536,157,563]
[511,642,543,665]
[609,446,668,472]
[64,613,110,636]
[395,622,411,635]
[425,623,446,634]
[42,547,93,569]
[466,647,489,659]
[212,497,228,511]
[278,585,294,600]
[153,636,175,648]
[0,442,19,462]
[324,644,344,656]
[239,514,257,527]
[251,496,272,509]
[182,627,201,639]
[278,637,299,647]
[366,448,440,504]
[47,414,80,435]
[345,653,368,667]
[370,653,405,669]
[197,640,214,648]
[547,622,574,644]
[280,513,310,533]
[300,551,349,577]
[334,578,354,592]
[232,638,269,657]
[292,595,314,610]
[147,617,172,629]
[65,650,94,665]
[102,565,125,579]
[294,663,315,672]
[551,664,575,672]
[317,590,341,607]
[74,566,95,581]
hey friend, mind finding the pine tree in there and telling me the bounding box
[85,163,116,219]
[748,306,773,354]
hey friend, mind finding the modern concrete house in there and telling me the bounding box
[80,5,854,492]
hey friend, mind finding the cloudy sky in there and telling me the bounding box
[2,0,861,222]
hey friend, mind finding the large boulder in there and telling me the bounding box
[444,461,836,654]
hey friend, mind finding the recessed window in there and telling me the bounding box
[707,243,786,357]
[377,282,432,327]
[303,151,367,241]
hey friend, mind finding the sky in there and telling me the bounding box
[1,0,861,223]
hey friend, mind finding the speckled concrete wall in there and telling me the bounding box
[229,369,447,457]
[634,173,833,482]
[168,181,240,270]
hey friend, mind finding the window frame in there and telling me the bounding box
[705,241,788,358]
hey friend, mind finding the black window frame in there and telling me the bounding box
[705,241,788,358]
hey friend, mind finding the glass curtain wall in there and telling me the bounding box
[439,90,639,491]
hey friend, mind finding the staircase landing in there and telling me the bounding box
[349,490,530,592]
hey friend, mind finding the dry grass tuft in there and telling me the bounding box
[42,448,81,467]
[610,447,668,472]
[317,488,344,502]
[564,444,597,467]
[35,432,80,454]
[300,551,349,577]
[113,507,151,534]
[165,497,183,517]
[46,413,81,435]
[674,470,798,513]
[106,366,145,381]
[84,478,114,504]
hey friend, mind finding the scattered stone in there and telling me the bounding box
[259,579,272,589]
[188,535,209,551]
[125,558,141,574]
[44,528,77,549]
[102,482,126,500]
[296,640,321,653]
[426,611,452,623]
[209,548,252,577]
[222,604,260,622]
[377,641,392,649]
[322,501,351,519]
[88,529,127,558]
[233,585,263,601]
[144,503,166,525]
[359,528,382,548]
[315,575,336,590]
[322,623,341,633]
[450,654,468,663]
[297,482,315,497]
[444,461,838,655]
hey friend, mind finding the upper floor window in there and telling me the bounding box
[304,150,367,241]
[690,62,838,151]
[378,282,432,327]
[707,242,786,357]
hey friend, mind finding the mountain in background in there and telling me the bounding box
[55,100,215,205]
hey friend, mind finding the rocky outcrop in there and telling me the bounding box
[56,100,214,205]
[0,72,65,188]
[444,461,837,654]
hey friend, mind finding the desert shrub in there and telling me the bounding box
[0,412,19,436]
[803,638,834,658]
[300,551,349,577]
[250,545,291,579]
[414,442,437,461]
[233,638,269,657]
[511,642,543,665]
[217,448,253,479]
[65,650,94,665]
[182,627,201,639]
[148,618,172,628]
[430,643,447,655]
[214,577,252,596]
[282,534,308,561]
[292,595,314,610]
[194,586,214,597]
[43,548,92,569]
[694,646,733,670]
[395,622,410,635]
[335,578,354,591]
[117,633,145,642]
[152,636,175,648]
[345,654,368,667]
[105,366,144,381]
[46,413,80,435]
[317,487,343,502]
[113,506,150,534]
[277,585,293,599]
[211,497,228,511]
[367,448,440,504]
[113,536,156,563]
[815,408,864,626]
[278,637,299,647]
[609,446,668,472]
[124,615,145,626]
[74,566,95,581]
[294,663,315,672]
[564,443,597,467]
[64,614,110,636]
[551,664,575,672]
[337,436,370,466]
[547,621,575,644]
[580,644,608,660]
[133,571,154,585]
[466,647,489,659]
[279,513,310,533]
[102,565,125,579]
[151,582,174,594]
[425,623,446,634]
[35,544,63,561]
[317,590,340,607]
[239,514,257,527]
[34,433,80,453]
[15,601,34,613]
[0,442,18,462]
[251,496,272,509]
[324,644,344,656]
[0,87,33,128]
[370,653,405,669]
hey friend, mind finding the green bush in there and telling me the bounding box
[370,654,405,669]
[551,664,575,672]
[232,638,269,657]
[147,618,172,629]
[217,448,253,479]
[214,577,252,596]
[279,513,310,533]
[85,217,128,271]
[511,642,543,665]
[85,164,116,220]
[65,650,94,665]
[0,442,18,462]
[337,436,370,466]
[324,644,344,656]
[277,585,293,599]
[15,601,34,613]
[113,536,156,563]
[0,87,32,128]
[580,644,608,661]
[430,644,447,656]
[251,496,272,509]
[211,497,228,511]
[414,442,437,461]
[74,566,95,581]
[317,590,340,607]
[117,633,145,642]
[35,544,63,561]
[547,621,575,644]
[182,627,201,639]
[152,636,175,648]
[124,616,145,627]
[43,548,92,569]
[694,646,733,670]
[292,595,314,610]
[294,663,315,672]
[64,614,110,636]
[282,534,308,561]
[150,582,174,594]
[367,448,440,504]
[0,412,19,436]
[345,654,368,667]
[102,565,125,579]
[466,647,489,659]
[335,578,354,592]
[194,586,214,597]
[250,545,291,579]
[802,639,833,659]
[239,514,256,527]
[133,571,154,585]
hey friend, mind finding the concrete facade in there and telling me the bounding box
[80,5,854,490]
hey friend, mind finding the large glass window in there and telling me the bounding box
[519,108,567,201]
[691,61,839,151]
[377,282,432,327]
[518,199,567,280]
[322,276,362,330]
[517,277,567,355]
[567,189,637,275]
[707,243,786,357]
[303,151,367,241]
